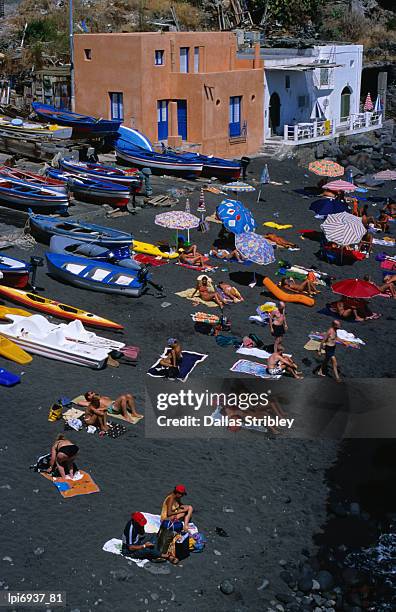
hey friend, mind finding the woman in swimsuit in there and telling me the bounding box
[210,246,245,262]
[191,276,225,308]
[160,485,193,532]
[264,234,297,249]
[47,434,79,479]
[280,277,319,297]
[217,281,244,303]
[178,238,206,267]
[160,338,183,369]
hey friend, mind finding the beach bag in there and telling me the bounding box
[216,335,241,348]
[248,333,264,349]
[30,453,51,473]
[157,520,183,555]
[175,535,190,560]
[189,533,206,553]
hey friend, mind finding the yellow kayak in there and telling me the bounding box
[0,334,32,364]
[132,240,179,260]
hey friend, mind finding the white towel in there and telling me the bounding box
[236,346,272,359]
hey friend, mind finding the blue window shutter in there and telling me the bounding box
[229,96,241,137]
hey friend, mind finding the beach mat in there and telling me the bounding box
[148,348,207,382]
[175,288,218,307]
[230,359,281,379]
[41,470,100,498]
[304,339,321,351]
[176,261,216,272]
[69,397,143,425]
[134,254,169,267]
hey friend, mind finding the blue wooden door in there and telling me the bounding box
[157,100,168,140]
[177,100,187,140]
[229,96,241,137]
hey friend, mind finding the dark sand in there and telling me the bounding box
[0,156,394,610]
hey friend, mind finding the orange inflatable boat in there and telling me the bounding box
[262,277,315,307]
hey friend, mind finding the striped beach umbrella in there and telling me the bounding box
[374,95,383,113]
[197,187,206,212]
[364,92,374,112]
[374,169,396,181]
[322,179,357,193]
[223,181,256,193]
[321,212,366,246]
[155,210,200,246]
[308,160,344,177]
[185,197,191,213]
[235,232,275,265]
[217,198,256,234]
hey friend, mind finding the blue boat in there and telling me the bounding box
[0,175,68,212]
[59,158,141,188]
[28,212,133,247]
[0,368,21,387]
[46,168,131,208]
[46,252,148,297]
[32,102,121,136]
[115,131,241,180]
[49,236,142,272]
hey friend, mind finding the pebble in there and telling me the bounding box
[213,549,222,556]
[222,505,234,513]
[219,579,234,595]
[0,484,11,489]
[93,599,102,606]
[311,579,320,591]
[278,559,288,566]
[257,578,269,591]
[150,593,159,601]
[33,547,45,557]
[2,557,12,564]
[245,526,252,534]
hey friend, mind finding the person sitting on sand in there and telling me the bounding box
[267,348,303,379]
[384,200,396,218]
[122,512,163,561]
[377,209,390,233]
[81,391,143,422]
[46,434,79,479]
[264,233,297,249]
[359,231,373,255]
[210,245,245,262]
[217,280,244,303]
[177,237,206,267]
[192,275,225,308]
[83,395,109,432]
[159,338,183,370]
[364,274,396,299]
[360,205,376,229]
[160,485,193,532]
[279,276,319,297]
[329,297,381,321]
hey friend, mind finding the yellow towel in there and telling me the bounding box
[175,288,218,307]
[263,222,293,230]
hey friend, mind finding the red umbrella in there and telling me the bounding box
[331,279,381,299]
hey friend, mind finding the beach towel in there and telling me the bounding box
[176,261,216,272]
[148,348,207,382]
[230,359,281,379]
[175,288,218,307]
[102,514,198,567]
[236,346,272,359]
[134,254,169,267]
[41,470,100,498]
[190,312,220,325]
[263,222,293,230]
[304,339,321,351]
[66,401,143,426]
[373,237,396,246]
[309,331,365,349]
[209,253,253,266]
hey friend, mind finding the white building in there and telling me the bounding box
[239,43,382,146]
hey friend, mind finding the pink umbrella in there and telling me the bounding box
[374,169,396,181]
[322,179,357,193]
[363,92,373,112]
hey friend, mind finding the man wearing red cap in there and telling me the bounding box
[122,512,162,560]
[160,485,193,532]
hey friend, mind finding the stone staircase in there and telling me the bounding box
[258,139,289,159]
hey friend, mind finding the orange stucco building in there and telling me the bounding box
[74,31,264,157]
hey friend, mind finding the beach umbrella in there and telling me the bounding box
[223,181,256,193]
[217,198,256,234]
[321,212,366,246]
[322,179,357,193]
[235,232,275,265]
[197,187,206,212]
[363,92,374,112]
[374,169,396,181]
[308,160,344,177]
[257,164,270,203]
[331,278,381,299]
[310,198,348,216]
[155,210,200,246]
[184,197,191,213]
[311,99,326,120]
[374,94,383,113]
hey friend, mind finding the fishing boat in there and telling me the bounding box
[50,236,142,271]
[59,158,141,188]
[0,286,124,330]
[0,334,32,364]
[0,255,30,288]
[0,116,72,139]
[115,142,203,178]
[0,166,66,194]
[32,102,122,137]
[46,168,131,207]
[0,177,68,212]
[46,252,148,297]
[115,132,241,180]
[28,212,133,247]
[0,314,125,368]
[0,368,20,386]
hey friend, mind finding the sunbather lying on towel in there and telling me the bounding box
[267,348,303,379]
[161,484,193,533]
[217,280,244,303]
[46,434,79,479]
[159,338,183,369]
[80,391,143,422]
[210,246,245,262]
[264,233,297,249]
[280,277,319,297]
[192,275,225,308]
[329,298,381,321]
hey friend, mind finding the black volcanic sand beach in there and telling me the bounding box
[0,156,395,611]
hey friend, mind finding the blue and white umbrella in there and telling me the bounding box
[235,232,275,265]
[374,95,383,113]
[217,199,256,235]
[223,181,256,193]
[310,198,348,216]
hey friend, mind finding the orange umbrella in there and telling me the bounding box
[308,160,344,177]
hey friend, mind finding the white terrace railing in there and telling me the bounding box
[282,112,383,144]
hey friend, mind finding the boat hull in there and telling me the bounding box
[50,236,142,271]
[115,148,203,178]
[59,158,141,187]
[0,271,30,288]
[200,163,241,181]
[0,167,67,194]
[69,181,129,207]
[32,102,121,136]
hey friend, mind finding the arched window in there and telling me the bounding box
[340,86,352,122]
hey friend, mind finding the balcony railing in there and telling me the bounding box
[282,112,382,144]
